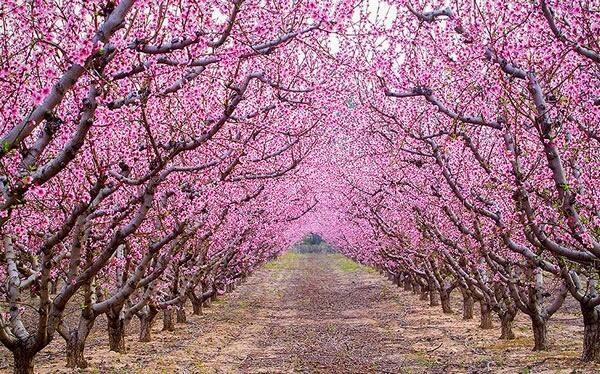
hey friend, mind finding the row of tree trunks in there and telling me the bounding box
[391,272,497,337]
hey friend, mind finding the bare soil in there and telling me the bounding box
[2,252,599,373]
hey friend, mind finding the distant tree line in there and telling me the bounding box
[293,233,335,253]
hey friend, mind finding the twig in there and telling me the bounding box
[427,342,443,352]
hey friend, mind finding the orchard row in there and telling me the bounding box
[1,0,599,373]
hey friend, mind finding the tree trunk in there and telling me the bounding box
[210,292,218,302]
[462,291,474,320]
[440,290,452,314]
[163,308,175,332]
[107,315,127,353]
[65,334,87,368]
[429,288,440,307]
[419,284,429,301]
[202,289,213,308]
[191,296,203,315]
[138,308,159,342]
[531,316,549,351]
[403,278,412,292]
[411,280,419,295]
[12,349,35,374]
[581,304,600,362]
[176,305,187,324]
[65,316,95,369]
[499,309,517,340]
[479,302,493,329]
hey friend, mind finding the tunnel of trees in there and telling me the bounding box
[0,0,599,372]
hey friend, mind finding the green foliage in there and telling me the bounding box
[559,183,572,192]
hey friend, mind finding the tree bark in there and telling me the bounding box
[440,293,452,314]
[403,278,413,292]
[411,279,419,295]
[499,309,517,340]
[65,316,95,369]
[429,288,440,307]
[176,305,187,324]
[479,302,493,329]
[162,308,175,332]
[531,316,549,351]
[138,307,159,342]
[65,334,88,369]
[440,290,452,314]
[191,296,203,315]
[12,349,35,374]
[581,304,600,362]
[107,314,127,353]
[461,290,474,320]
[419,284,429,301]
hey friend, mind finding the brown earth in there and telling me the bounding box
[1,252,600,373]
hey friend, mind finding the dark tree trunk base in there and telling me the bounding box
[532,318,549,351]
[64,316,95,369]
[480,303,493,329]
[163,309,175,332]
[107,316,127,353]
[13,350,35,374]
[192,299,203,315]
[581,305,600,362]
[176,306,187,324]
[139,308,159,342]
[429,289,440,307]
[499,310,516,340]
[65,337,88,369]
[411,282,419,295]
[440,292,452,314]
[462,294,474,320]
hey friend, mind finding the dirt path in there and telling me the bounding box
[2,252,600,373]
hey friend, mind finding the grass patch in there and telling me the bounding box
[486,336,534,350]
[326,323,338,333]
[262,251,306,270]
[193,361,211,374]
[211,298,225,305]
[330,254,376,273]
[412,352,439,368]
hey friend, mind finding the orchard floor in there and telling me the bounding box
[2,253,600,373]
